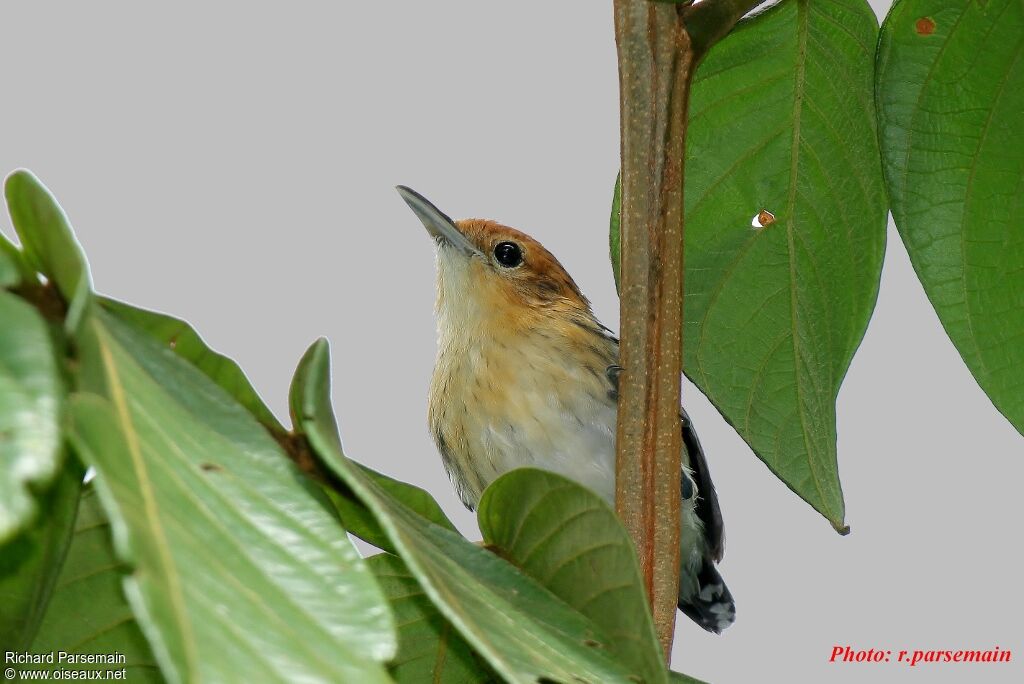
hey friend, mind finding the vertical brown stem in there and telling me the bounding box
[612,0,694,660]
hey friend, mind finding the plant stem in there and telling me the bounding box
[612,0,772,659]
[612,0,692,659]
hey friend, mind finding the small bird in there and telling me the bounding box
[397,186,735,633]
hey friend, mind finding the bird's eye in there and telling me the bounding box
[493,241,523,268]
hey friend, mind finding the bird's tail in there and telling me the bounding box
[678,556,736,634]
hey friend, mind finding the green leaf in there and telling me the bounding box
[669,672,709,684]
[0,248,18,288]
[95,299,459,550]
[98,297,458,544]
[611,0,887,531]
[1,229,39,288]
[0,290,65,544]
[0,232,31,288]
[31,484,163,682]
[0,462,83,652]
[367,553,496,684]
[323,465,458,555]
[478,468,666,684]
[100,297,287,436]
[67,311,395,683]
[876,0,1024,435]
[291,338,638,684]
[4,170,92,331]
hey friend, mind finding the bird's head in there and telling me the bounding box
[397,186,593,335]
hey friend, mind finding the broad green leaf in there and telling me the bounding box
[4,171,92,330]
[291,338,637,684]
[323,466,458,555]
[31,484,163,682]
[367,553,495,684]
[0,462,82,652]
[99,296,457,539]
[876,0,1024,435]
[67,311,395,683]
[611,0,886,530]
[100,297,286,435]
[0,290,65,544]
[478,468,666,684]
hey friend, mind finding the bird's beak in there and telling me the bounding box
[396,185,483,258]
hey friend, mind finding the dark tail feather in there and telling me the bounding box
[679,557,735,634]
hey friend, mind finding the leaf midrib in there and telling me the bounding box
[128,398,382,672]
[95,323,199,678]
[785,0,833,516]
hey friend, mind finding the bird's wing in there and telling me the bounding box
[605,364,725,562]
[680,407,724,561]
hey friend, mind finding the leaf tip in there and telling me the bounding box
[289,337,334,428]
[3,169,48,208]
[4,167,35,188]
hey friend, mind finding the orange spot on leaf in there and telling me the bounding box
[757,209,776,227]
[915,17,936,36]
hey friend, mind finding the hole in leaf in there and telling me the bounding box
[751,209,776,229]
[915,17,936,35]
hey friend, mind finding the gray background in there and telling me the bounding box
[2,1,1021,682]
